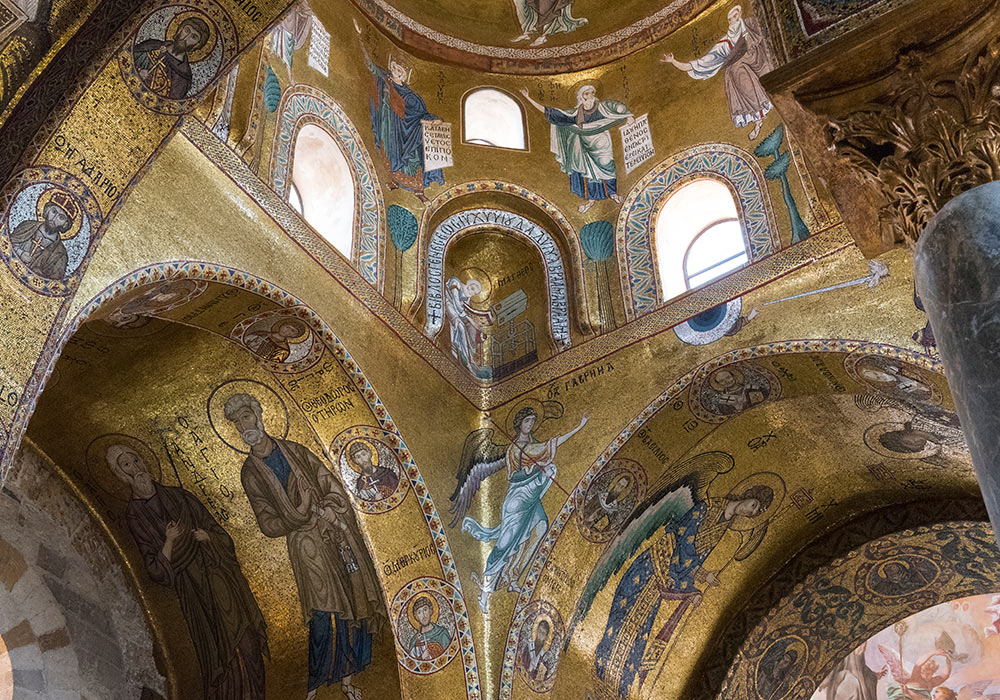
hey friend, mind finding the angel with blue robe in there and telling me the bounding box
[572,452,782,699]
[520,86,633,213]
[354,19,444,203]
[449,400,587,612]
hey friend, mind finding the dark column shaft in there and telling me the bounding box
[914,182,1000,542]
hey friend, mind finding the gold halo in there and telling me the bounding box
[407,592,440,630]
[505,398,545,436]
[460,267,493,305]
[725,471,785,531]
[207,379,289,454]
[530,613,554,652]
[268,317,310,345]
[708,367,745,392]
[345,438,379,473]
[166,10,217,63]
[85,433,163,503]
[35,188,83,241]
[863,422,940,460]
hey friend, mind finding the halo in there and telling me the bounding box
[387,52,414,83]
[460,267,493,305]
[863,422,940,460]
[207,379,289,454]
[166,10,217,63]
[708,367,745,392]
[407,592,440,630]
[505,397,545,436]
[724,471,785,531]
[85,433,163,503]
[35,188,83,240]
[344,438,379,473]
[530,613,554,652]
[268,317,310,345]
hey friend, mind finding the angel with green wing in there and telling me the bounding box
[571,452,783,699]
[449,399,587,612]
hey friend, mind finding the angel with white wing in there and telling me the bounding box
[571,452,784,699]
[449,399,587,612]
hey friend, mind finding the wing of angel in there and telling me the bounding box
[936,630,969,662]
[448,427,507,528]
[878,644,908,683]
[569,451,733,636]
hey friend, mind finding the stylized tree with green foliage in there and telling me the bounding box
[754,124,810,243]
[387,204,418,309]
[264,66,281,113]
[580,220,617,332]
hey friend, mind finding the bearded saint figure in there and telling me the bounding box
[661,5,773,140]
[520,86,634,213]
[224,393,384,700]
[107,443,268,699]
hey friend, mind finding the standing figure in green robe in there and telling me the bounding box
[520,86,633,213]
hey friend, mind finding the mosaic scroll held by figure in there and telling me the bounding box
[449,399,586,612]
[573,451,785,700]
[354,19,444,203]
[812,592,1000,700]
[520,86,634,214]
[210,381,386,700]
[444,269,538,381]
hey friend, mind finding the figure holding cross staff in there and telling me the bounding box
[448,399,587,612]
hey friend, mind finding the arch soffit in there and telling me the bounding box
[270,85,386,290]
[616,144,780,321]
[14,261,483,699]
[716,514,997,700]
[413,181,587,322]
[496,340,952,700]
[423,209,573,351]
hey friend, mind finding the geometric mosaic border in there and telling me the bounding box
[270,85,385,289]
[616,143,780,321]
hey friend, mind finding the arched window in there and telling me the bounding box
[288,182,304,215]
[290,123,355,259]
[655,179,748,301]
[462,88,528,151]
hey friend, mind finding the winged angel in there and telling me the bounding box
[449,399,587,612]
[570,451,784,699]
[878,643,953,698]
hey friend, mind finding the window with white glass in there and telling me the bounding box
[655,179,749,301]
[290,123,355,260]
[462,88,528,150]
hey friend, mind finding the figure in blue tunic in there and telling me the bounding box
[572,454,781,699]
[355,19,444,203]
[521,86,633,213]
[449,401,587,612]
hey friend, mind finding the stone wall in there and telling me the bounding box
[0,442,165,700]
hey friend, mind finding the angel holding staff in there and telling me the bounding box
[449,399,587,612]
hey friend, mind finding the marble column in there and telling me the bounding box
[914,182,1000,544]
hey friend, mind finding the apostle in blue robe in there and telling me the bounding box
[355,20,443,202]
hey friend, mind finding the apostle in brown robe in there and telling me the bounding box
[133,15,210,100]
[9,192,75,279]
[661,5,774,140]
[225,394,384,700]
[107,444,268,700]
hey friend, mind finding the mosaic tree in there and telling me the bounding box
[580,220,617,332]
[388,204,418,309]
[755,124,810,243]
